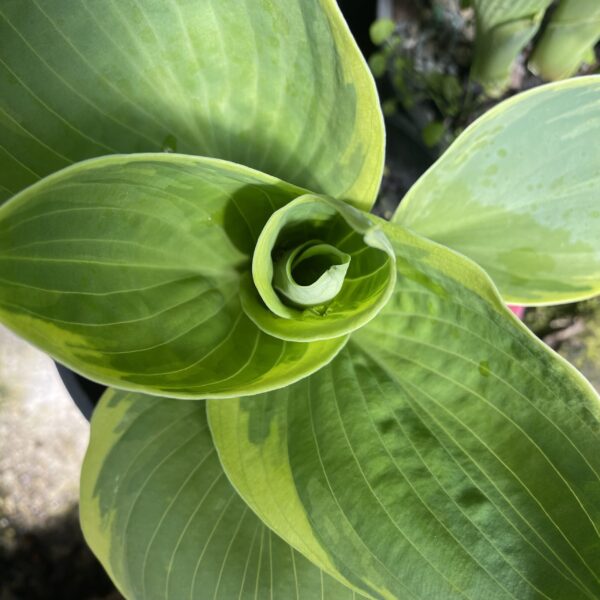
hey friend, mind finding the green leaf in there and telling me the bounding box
[421,121,445,148]
[243,195,396,341]
[471,0,553,94]
[209,222,600,600]
[0,0,384,210]
[80,388,363,600]
[529,0,600,80]
[0,154,346,398]
[368,53,388,79]
[394,77,600,305]
[369,19,396,46]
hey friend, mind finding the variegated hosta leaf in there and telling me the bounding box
[209,222,600,600]
[80,389,364,600]
[0,0,383,209]
[529,0,600,80]
[394,77,600,306]
[0,154,348,398]
[471,0,553,94]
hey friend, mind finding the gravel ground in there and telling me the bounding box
[0,325,119,599]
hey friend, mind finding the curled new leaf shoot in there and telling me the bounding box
[244,194,396,342]
[272,241,351,308]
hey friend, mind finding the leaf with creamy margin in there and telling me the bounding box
[0,154,348,398]
[80,389,365,599]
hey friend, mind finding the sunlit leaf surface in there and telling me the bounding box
[394,77,600,305]
[210,223,600,600]
[80,389,364,599]
[0,0,383,209]
[0,154,346,397]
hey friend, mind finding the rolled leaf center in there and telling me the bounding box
[245,194,397,341]
[273,240,351,308]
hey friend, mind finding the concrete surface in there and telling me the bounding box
[0,325,88,539]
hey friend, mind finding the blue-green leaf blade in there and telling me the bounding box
[0,0,384,209]
[394,77,600,305]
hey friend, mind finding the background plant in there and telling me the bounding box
[368,0,600,162]
[472,0,600,94]
[0,1,599,599]
[529,0,600,80]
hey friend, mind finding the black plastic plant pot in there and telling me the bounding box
[55,363,106,421]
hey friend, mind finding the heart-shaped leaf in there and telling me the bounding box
[0,154,346,397]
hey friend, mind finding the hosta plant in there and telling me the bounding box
[471,0,600,95]
[529,0,600,81]
[1,1,600,599]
